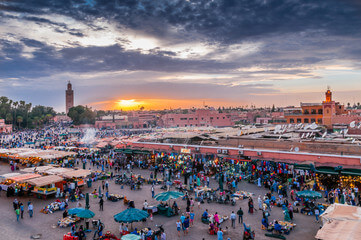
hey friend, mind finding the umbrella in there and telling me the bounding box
[76,209,95,219]
[68,207,85,215]
[114,208,149,223]
[121,234,141,240]
[296,190,322,199]
[154,191,184,202]
[85,193,90,209]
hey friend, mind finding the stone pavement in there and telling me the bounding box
[0,165,321,240]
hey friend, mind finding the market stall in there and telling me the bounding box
[26,175,63,198]
[0,173,21,191]
[41,199,67,214]
[4,173,42,195]
[231,190,255,200]
[62,169,92,187]
[267,220,296,235]
[58,216,81,228]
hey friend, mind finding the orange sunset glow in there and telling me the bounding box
[90,98,240,111]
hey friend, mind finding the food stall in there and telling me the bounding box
[62,169,92,187]
[0,173,21,191]
[6,173,42,192]
[26,175,63,198]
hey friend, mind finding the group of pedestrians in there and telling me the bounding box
[13,199,33,221]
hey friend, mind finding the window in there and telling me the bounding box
[201,118,204,120]
[290,118,295,123]
[189,118,193,120]
[180,118,187,120]
[304,118,309,123]
[311,109,316,114]
[318,109,323,114]
[195,118,198,120]
[169,118,174,121]
[185,124,187,127]
[210,117,213,120]
[297,118,302,123]
[304,109,309,114]
[177,125,179,127]
[318,119,322,124]
[223,117,225,119]
[311,118,316,123]
[217,117,219,119]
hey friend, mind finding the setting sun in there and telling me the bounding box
[116,99,144,110]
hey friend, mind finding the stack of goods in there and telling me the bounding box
[268,220,296,234]
[58,216,81,228]
[108,194,124,202]
[40,201,63,214]
[232,191,255,200]
[63,232,79,240]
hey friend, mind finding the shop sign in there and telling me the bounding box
[180,148,191,154]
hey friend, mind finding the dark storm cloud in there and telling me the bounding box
[0,40,237,78]
[1,0,361,81]
[2,0,361,42]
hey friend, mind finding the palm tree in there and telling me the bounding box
[17,116,23,129]
[13,101,18,126]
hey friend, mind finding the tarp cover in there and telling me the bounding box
[9,173,41,183]
[315,220,361,240]
[320,203,361,223]
[63,169,91,178]
[316,204,361,240]
[26,175,63,187]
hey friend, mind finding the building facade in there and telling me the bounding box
[0,119,12,133]
[284,89,356,129]
[65,81,74,114]
[161,109,234,128]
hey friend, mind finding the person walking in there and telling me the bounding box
[99,197,104,211]
[230,211,236,229]
[217,228,223,240]
[237,207,244,224]
[28,202,33,218]
[315,208,320,223]
[176,220,181,237]
[15,207,20,221]
[151,185,155,198]
[20,202,24,219]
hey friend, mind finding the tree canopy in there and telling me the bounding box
[0,96,56,129]
[67,105,96,125]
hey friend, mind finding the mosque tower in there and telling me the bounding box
[65,81,74,113]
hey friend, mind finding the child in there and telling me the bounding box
[150,212,153,221]
[190,211,195,226]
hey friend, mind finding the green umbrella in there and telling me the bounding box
[85,193,90,209]
[296,190,322,199]
[114,208,149,223]
[121,234,141,240]
[68,207,85,215]
[154,191,184,202]
[76,209,95,219]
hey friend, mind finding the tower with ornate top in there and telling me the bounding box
[65,81,74,114]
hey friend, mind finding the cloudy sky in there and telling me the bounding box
[1,0,361,112]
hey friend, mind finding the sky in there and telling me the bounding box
[1,0,361,112]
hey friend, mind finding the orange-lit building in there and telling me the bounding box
[0,119,12,133]
[285,89,349,128]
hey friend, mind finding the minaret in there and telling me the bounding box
[65,81,74,114]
